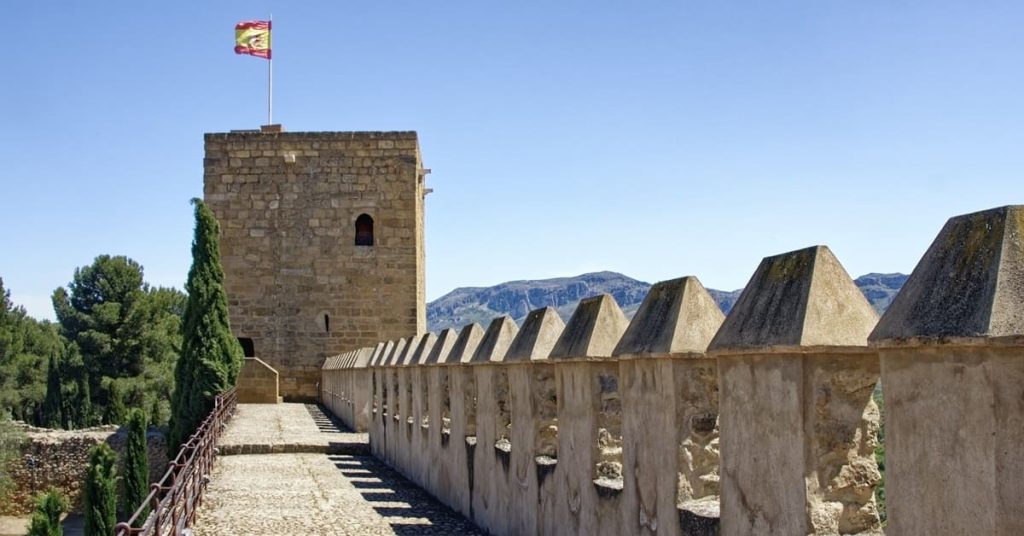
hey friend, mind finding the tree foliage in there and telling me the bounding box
[169,199,243,451]
[122,408,150,521]
[49,257,184,428]
[0,410,26,503]
[83,442,117,536]
[26,488,67,536]
[0,278,62,424]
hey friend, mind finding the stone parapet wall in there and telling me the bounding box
[1,424,168,516]
[321,205,1024,535]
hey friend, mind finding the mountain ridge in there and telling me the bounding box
[427,271,907,332]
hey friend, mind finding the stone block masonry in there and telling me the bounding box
[204,130,427,401]
[1,424,168,516]
[322,205,1024,535]
[236,357,280,403]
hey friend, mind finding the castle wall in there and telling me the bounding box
[1,424,168,516]
[204,131,426,400]
[322,206,1024,535]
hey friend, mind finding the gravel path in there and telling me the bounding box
[191,404,480,535]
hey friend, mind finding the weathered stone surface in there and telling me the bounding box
[218,404,367,455]
[678,496,721,536]
[193,402,480,535]
[871,205,1024,342]
[205,131,426,400]
[470,316,518,363]
[368,342,386,366]
[710,246,879,351]
[355,346,375,368]
[550,294,630,359]
[868,207,1024,535]
[424,328,458,364]
[449,323,485,364]
[504,307,565,362]
[409,333,437,365]
[237,357,280,403]
[398,336,420,366]
[711,246,881,536]
[386,337,408,366]
[614,276,724,357]
[2,424,168,516]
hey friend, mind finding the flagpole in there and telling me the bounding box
[268,15,273,125]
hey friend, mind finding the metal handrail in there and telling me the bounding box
[114,387,237,536]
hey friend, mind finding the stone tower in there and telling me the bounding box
[203,129,427,400]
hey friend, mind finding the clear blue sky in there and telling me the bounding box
[3,1,1022,321]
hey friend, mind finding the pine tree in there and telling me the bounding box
[41,353,63,429]
[26,488,66,536]
[83,443,117,536]
[121,408,149,521]
[168,199,243,451]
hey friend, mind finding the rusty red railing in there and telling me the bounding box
[114,387,237,536]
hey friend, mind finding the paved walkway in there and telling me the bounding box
[191,404,481,535]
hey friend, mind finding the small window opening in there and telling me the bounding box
[355,214,374,246]
[324,314,330,332]
[238,337,255,358]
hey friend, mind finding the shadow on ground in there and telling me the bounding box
[328,455,484,535]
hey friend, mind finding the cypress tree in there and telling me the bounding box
[121,408,149,521]
[103,381,126,425]
[77,374,93,428]
[42,353,63,429]
[83,443,117,536]
[169,199,243,451]
[148,398,162,428]
[26,488,66,536]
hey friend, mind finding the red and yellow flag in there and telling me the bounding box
[235,20,271,59]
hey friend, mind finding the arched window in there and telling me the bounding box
[355,214,374,246]
[238,337,255,358]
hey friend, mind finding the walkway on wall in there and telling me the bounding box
[191,403,482,535]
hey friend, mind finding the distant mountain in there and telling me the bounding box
[853,273,909,314]
[426,271,907,332]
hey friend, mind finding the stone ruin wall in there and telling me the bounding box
[321,205,1024,536]
[204,130,426,401]
[1,424,168,516]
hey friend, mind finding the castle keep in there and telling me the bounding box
[204,130,427,400]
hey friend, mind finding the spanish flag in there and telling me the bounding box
[235,20,271,59]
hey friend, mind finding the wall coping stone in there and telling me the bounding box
[709,245,878,352]
[550,294,630,359]
[870,205,1024,342]
[614,276,725,357]
[425,328,459,364]
[469,316,518,363]
[449,323,485,364]
[505,307,565,362]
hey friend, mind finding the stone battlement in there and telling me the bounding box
[321,205,1024,535]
